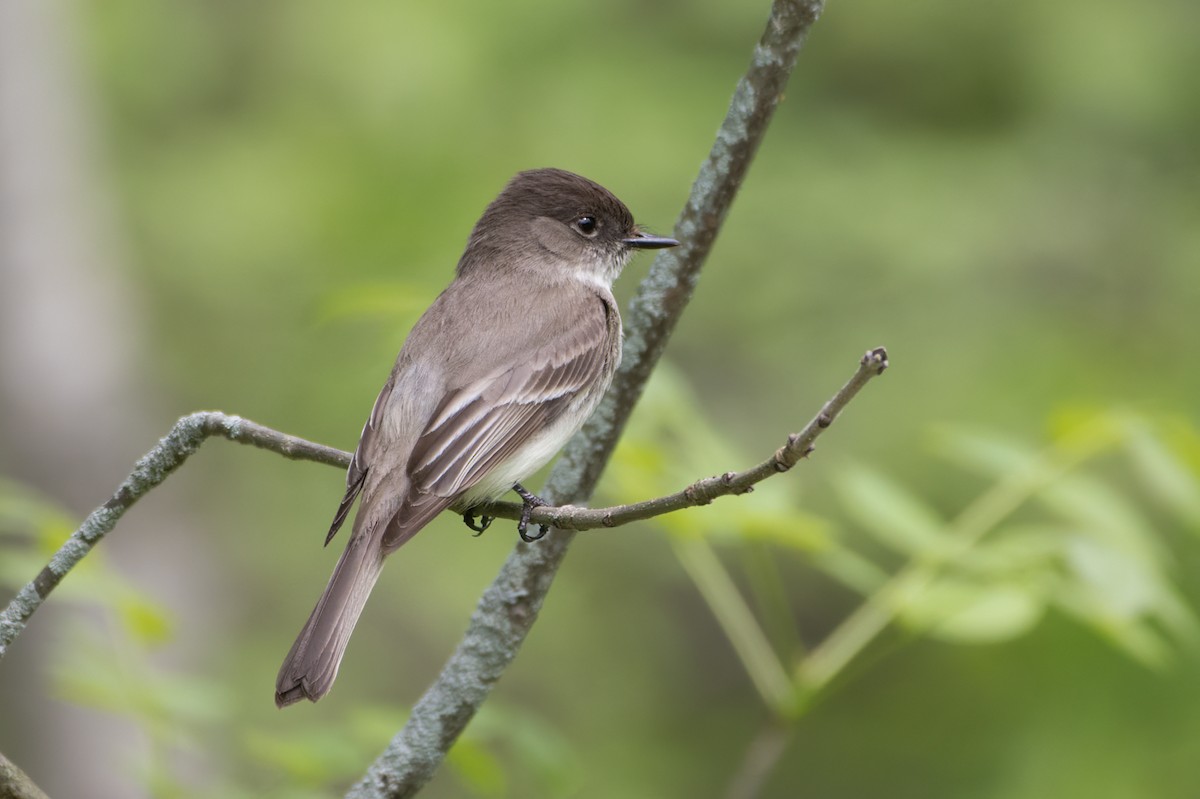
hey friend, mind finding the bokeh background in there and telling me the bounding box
[2,0,1199,797]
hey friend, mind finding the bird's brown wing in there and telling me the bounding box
[323,372,395,546]
[380,301,613,551]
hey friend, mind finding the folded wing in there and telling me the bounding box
[381,301,613,550]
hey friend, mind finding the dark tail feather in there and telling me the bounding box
[275,537,385,707]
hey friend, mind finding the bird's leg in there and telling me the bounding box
[513,483,550,542]
[462,509,494,537]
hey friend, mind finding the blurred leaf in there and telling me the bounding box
[56,642,232,729]
[834,465,950,557]
[117,591,176,645]
[672,536,797,717]
[1150,584,1200,652]
[1123,416,1200,528]
[446,740,508,798]
[738,509,832,550]
[0,478,77,550]
[146,671,234,726]
[933,418,1119,484]
[953,525,1066,576]
[0,550,50,590]
[898,577,1045,643]
[244,725,372,783]
[242,704,407,789]
[675,506,830,551]
[1039,473,1165,566]
[465,702,582,798]
[931,427,1039,478]
[1062,534,1164,621]
[1045,407,1127,452]
[1053,584,1175,669]
[501,728,580,799]
[810,545,890,595]
[1051,531,1200,666]
[346,705,409,744]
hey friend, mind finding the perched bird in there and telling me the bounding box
[275,168,677,706]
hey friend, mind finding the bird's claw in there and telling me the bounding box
[513,483,550,542]
[463,510,494,537]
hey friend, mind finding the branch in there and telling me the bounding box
[349,1,826,795]
[0,750,51,799]
[0,412,348,658]
[478,348,888,531]
[0,345,885,661]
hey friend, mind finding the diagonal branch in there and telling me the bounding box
[0,750,51,799]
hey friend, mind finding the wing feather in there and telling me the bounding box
[324,372,395,545]
[406,301,611,501]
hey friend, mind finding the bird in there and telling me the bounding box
[275,167,678,706]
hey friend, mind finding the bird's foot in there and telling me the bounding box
[463,510,494,537]
[513,483,550,542]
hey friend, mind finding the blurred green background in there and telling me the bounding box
[2,0,1199,797]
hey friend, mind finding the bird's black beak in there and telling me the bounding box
[623,231,679,250]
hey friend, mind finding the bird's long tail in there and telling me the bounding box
[275,535,385,707]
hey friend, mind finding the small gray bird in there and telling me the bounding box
[275,168,677,706]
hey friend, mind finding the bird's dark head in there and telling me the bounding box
[459,168,678,286]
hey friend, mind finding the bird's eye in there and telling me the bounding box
[574,215,598,237]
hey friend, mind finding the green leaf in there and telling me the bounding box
[1052,532,1199,665]
[1043,475,1164,567]
[930,427,1038,478]
[1123,416,1200,527]
[834,465,949,556]
[953,524,1066,576]
[243,725,372,783]
[465,703,582,797]
[347,705,409,744]
[1062,534,1161,620]
[1053,583,1175,668]
[898,577,1045,643]
[117,592,176,645]
[737,508,832,551]
[809,545,890,594]
[0,478,77,549]
[1045,406,1127,454]
[446,739,508,798]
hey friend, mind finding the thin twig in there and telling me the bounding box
[0,412,348,658]
[479,348,887,530]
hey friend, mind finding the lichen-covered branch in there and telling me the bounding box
[0,749,51,799]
